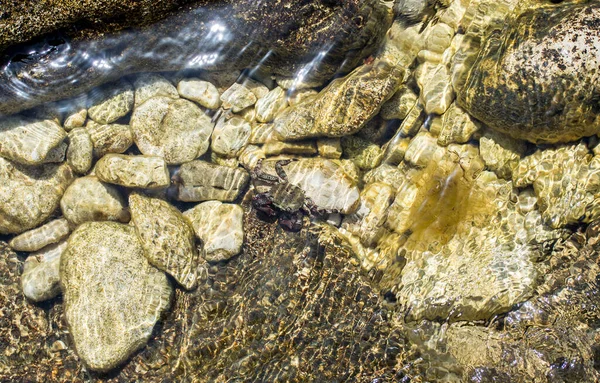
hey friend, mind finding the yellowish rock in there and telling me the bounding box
[9,217,70,252]
[177,78,221,109]
[437,103,479,146]
[174,160,249,202]
[95,154,170,189]
[341,136,383,170]
[317,138,343,159]
[0,116,66,165]
[86,121,133,158]
[263,139,317,156]
[133,73,179,107]
[479,129,526,180]
[220,83,257,113]
[22,241,67,302]
[66,128,93,174]
[211,116,251,157]
[255,87,288,123]
[87,81,134,124]
[380,87,418,120]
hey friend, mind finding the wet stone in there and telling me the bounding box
[95,154,170,189]
[479,128,526,180]
[183,201,244,262]
[131,97,214,164]
[87,81,134,124]
[317,138,343,159]
[211,116,251,157]
[63,107,87,131]
[21,241,67,302]
[174,160,249,202]
[41,141,68,163]
[9,217,70,252]
[0,159,73,235]
[287,88,318,106]
[60,176,130,226]
[437,102,479,146]
[86,121,134,158]
[66,128,93,174]
[380,86,418,120]
[242,78,270,100]
[177,78,221,109]
[0,116,67,165]
[341,136,383,170]
[249,123,275,145]
[255,86,288,123]
[133,73,179,107]
[238,144,265,170]
[130,193,198,290]
[263,139,317,156]
[220,83,257,113]
[60,221,172,372]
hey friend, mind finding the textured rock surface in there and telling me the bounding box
[255,86,288,123]
[220,83,257,113]
[66,128,93,174]
[457,3,600,143]
[95,154,170,189]
[131,97,214,164]
[0,117,66,165]
[0,159,73,235]
[174,160,249,202]
[22,241,67,302]
[211,116,251,157]
[130,193,198,289]
[60,176,130,225]
[177,78,221,109]
[133,73,179,107]
[9,218,70,252]
[87,81,134,124]
[86,121,134,158]
[183,201,244,262]
[60,221,172,372]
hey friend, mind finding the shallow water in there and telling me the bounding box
[1,0,600,382]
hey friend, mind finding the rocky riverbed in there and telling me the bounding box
[1,0,600,381]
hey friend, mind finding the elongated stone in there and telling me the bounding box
[87,81,134,124]
[0,117,66,165]
[61,221,172,372]
[22,241,67,302]
[9,218,70,252]
[86,121,133,158]
[95,154,170,189]
[174,160,249,202]
[130,193,198,290]
[66,128,93,174]
[255,87,288,123]
[220,83,257,113]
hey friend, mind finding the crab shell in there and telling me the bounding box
[269,182,306,213]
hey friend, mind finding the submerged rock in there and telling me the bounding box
[130,193,198,290]
[22,241,67,302]
[174,160,249,202]
[86,121,134,158]
[95,154,170,189]
[211,116,251,157]
[9,217,70,252]
[66,128,94,174]
[60,221,172,372]
[177,78,221,109]
[0,159,73,235]
[0,116,66,165]
[133,73,179,107]
[87,81,134,124]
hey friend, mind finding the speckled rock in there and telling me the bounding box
[86,121,133,158]
[275,76,324,90]
[130,97,214,164]
[287,88,319,106]
[174,160,250,202]
[87,81,134,124]
[0,159,73,235]
[419,63,454,115]
[9,217,70,252]
[0,116,66,165]
[21,241,67,302]
[255,87,288,123]
[341,136,382,170]
[133,73,179,107]
[211,116,251,157]
[436,102,479,146]
[379,87,418,120]
[63,107,87,131]
[66,128,93,174]
[60,221,172,372]
[242,78,270,100]
[60,176,130,225]
[263,139,317,156]
[177,78,221,109]
[456,3,600,143]
[274,60,405,140]
[183,201,244,262]
[317,138,343,159]
[130,193,198,290]
[479,128,526,180]
[95,154,170,189]
[220,83,257,113]
[238,144,265,170]
[249,123,276,144]
[40,142,68,163]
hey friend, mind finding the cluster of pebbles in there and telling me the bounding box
[1,0,600,379]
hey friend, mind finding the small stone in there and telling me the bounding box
[211,116,251,157]
[479,129,526,180]
[238,145,265,170]
[183,201,244,262]
[86,121,134,158]
[60,176,130,226]
[61,221,172,372]
[0,159,73,235]
[287,88,318,106]
[177,78,221,109]
[437,103,479,146]
[341,136,382,170]
[66,128,93,174]
[87,81,134,124]
[242,78,270,100]
[22,241,67,302]
[220,83,257,113]
[404,131,445,168]
[9,218,70,252]
[317,138,343,159]
[249,123,276,145]
[95,154,170,189]
[133,73,179,107]
[63,108,87,131]
[0,116,66,165]
[263,140,317,156]
[424,22,454,55]
[420,63,455,115]
[131,97,214,164]
[130,193,198,290]
[236,106,257,123]
[174,160,249,202]
[380,87,418,120]
[255,87,288,123]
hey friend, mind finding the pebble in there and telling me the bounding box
[95,154,170,189]
[22,241,67,302]
[86,121,134,158]
[211,116,251,157]
[174,160,249,202]
[0,116,67,165]
[177,78,221,109]
[255,87,288,123]
[341,136,383,170]
[317,138,343,159]
[263,140,317,156]
[183,201,244,262]
[66,128,94,174]
[9,217,70,252]
[133,73,179,107]
[220,83,257,113]
[87,80,134,124]
[379,87,418,120]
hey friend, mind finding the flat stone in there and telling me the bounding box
[379,87,418,120]
[211,116,251,157]
[177,78,221,109]
[287,88,318,106]
[95,154,170,189]
[174,160,249,202]
[130,97,214,164]
[61,221,172,372]
[60,176,130,226]
[22,241,66,302]
[66,128,93,174]
[255,87,288,123]
[0,116,67,165]
[263,140,317,156]
[183,201,244,262]
[220,83,257,113]
[130,193,198,290]
[133,73,179,107]
[0,159,73,235]
[9,218,70,252]
[341,136,382,170]
[86,121,133,158]
[87,81,134,124]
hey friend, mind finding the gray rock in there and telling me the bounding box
[0,116,66,165]
[22,241,67,302]
[60,221,172,372]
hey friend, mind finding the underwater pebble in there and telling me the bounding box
[95,154,170,189]
[22,241,67,302]
[380,87,418,120]
[133,73,179,107]
[255,86,288,123]
[9,217,70,252]
[317,138,343,159]
[211,116,251,157]
[86,121,134,158]
[174,160,249,202]
[177,78,221,109]
[87,81,134,124]
[220,83,257,113]
[263,139,317,156]
[0,116,66,165]
[66,128,94,174]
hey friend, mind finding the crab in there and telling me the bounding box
[250,158,335,231]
